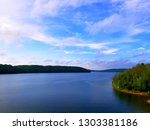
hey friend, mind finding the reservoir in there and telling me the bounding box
[0,72,150,112]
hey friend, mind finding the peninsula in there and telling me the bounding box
[112,63,150,96]
[0,64,90,74]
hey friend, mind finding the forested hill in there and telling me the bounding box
[0,64,91,74]
[93,69,126,72]
[112,63,150,92]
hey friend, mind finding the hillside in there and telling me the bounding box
[0,64,90,74]
[112,63,150,94]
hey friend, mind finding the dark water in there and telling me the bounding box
[0,72,150,113]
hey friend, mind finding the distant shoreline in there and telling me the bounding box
[0,71,91,75]
[113,86,150,97]
[0,64,91,74]
[92,68,126,72]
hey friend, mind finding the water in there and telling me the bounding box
[0,72,150,113]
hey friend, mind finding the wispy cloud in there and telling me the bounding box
[0,0,149,69]
[0,15,130,52]
[31,0,102,17]
[0,0,139,47]
[64,50,96,55]
[86,14,125,34]
[137,47,145,50]
[102,48,118,55]
[87,0,150,36]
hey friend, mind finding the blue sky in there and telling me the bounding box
[0,0,150,69]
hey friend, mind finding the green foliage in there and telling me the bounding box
[112,63,150,92]
[0,64,90,74]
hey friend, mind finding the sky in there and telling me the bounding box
[0,0,150,70]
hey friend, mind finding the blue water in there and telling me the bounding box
[0,72,150,113]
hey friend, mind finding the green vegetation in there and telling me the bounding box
[112,63,150,93]
[0,64,90,74]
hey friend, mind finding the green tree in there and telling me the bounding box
[112,63,150,92]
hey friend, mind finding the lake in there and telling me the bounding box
[0,72,150,113]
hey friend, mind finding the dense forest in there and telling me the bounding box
[112,63,150,93]
[0,64,90,74]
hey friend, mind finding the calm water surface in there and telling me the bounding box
[0,72,150,113]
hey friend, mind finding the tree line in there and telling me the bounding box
[112,63,150,92]
[0,64,90,74]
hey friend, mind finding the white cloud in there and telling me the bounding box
[0,0,32,21]
[64,50,96,55]
[137,47,145,50]
[122,0,150,13]
[0,17,43,44]
[0,0,108,50]
[102,48,118,55]
[26,29,108,50]
[87,0,150,35]
[0,0,149,70]
[92,59,135,70]
[0,15,136,53]
[0,18,21,43]
[0,15,113,51]
[87,14,125,34]
[111,0,150,14]
[75,43,107,50]
[44,58,91,68]
[0,0,35,43]
[31,0,101,17]
[0,0,139,49]
[111,0,123,2]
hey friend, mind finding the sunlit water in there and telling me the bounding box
[0,72,150,113]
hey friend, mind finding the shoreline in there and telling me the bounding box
[113,86,150,97]
[0,71,91,75]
